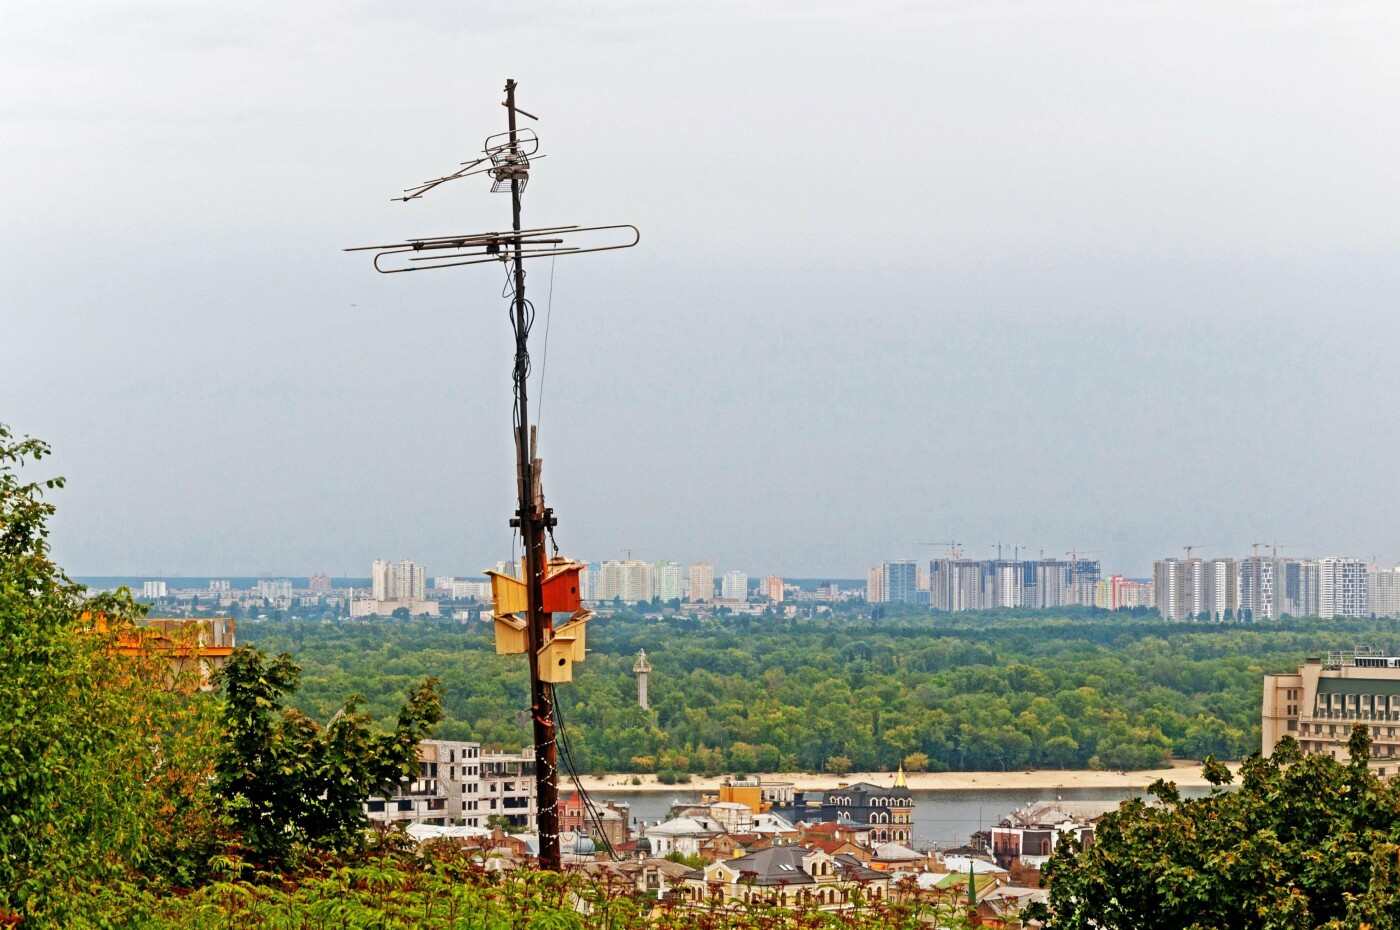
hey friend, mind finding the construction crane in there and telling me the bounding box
[1066,548,1103,567]
[918,541,962,560]
[1183,545,1205,560]
[1263,542,1311,559]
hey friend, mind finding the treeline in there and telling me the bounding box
[241,607,1400,775]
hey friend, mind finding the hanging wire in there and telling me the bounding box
[535,254,557,430]
[553,698,623,861]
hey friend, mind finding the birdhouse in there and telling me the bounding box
[542,561,584,613]
[553,609,591,662]
[485,569,529,616]
[493,613,528,655]
[538,638,575,683]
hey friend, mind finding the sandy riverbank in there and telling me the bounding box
[573,760,1239,794]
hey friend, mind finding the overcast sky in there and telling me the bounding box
[4,1,1400,579]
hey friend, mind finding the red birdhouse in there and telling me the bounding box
[541,561,583,613]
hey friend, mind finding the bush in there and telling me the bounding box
[656,769,678,785]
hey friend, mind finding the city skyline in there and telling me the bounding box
[8,3,1400,582]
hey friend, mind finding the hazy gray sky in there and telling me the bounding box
[4,1,1400,579]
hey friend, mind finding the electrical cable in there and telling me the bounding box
[535,255,557,430]
[553,698,623,861]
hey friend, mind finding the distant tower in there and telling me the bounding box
[632,649,652,710]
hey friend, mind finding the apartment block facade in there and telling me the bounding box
[1264,652,1400,776]
[364,740,537,830]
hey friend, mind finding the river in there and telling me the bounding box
[590,784,1221,849]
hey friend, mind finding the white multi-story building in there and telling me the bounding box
[721,570,749,601]
[1319,558,1367,618]
[209,579,231,596]
[654,560,684,602]
[256,578,293,601]
[450,580,492,600]
[688,562,714,603]
[595,560,625,602]
[1207,559,1237,621]
[363,740,539,831]
[142,580,167,600]
[1369,565,1400,618]
[357,559,438,617]
[622,560,654,603]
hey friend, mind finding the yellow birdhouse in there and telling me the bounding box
[492,613,528,655]
[538,638,575,683]
[554,608,591,662]
[485,569,529,616]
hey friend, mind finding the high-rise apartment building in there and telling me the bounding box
[1154,559,1188,621]
[594,560,625,602]
[865,567,882,604]
[653,560,684,602]
[356,560,438,617]
[927,558,1100,612]
[1369,565,1400,618]
[721,570,749,601]
[1094,576,1154,610]
[142,580,167,600]
[882,560,919,604]
[257,578,293,601]
[1206,559,1237,621]
[579,562,601,602]
[764,576,784,602]
[622,560,654,603]
[308,573,332,594]
[688,562,714,603]
[1319,558,1367,618]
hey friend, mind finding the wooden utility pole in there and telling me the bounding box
[504,78,561,871]
[348,80,638,872]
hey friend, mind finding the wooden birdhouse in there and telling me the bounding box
[553,608,591,662]
[492,613,528,655]
[538,638,575,683]
[542,560,584,613]
[485,569,528,616]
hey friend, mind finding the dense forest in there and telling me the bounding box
[240,606,1399,774]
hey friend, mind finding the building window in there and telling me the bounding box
[368,800,385,812]
[397,800,413,811]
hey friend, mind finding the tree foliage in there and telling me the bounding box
[214,646,443,865]
[1029,730,1400,930]
[238,608,1394,776]
[0,424,222,921]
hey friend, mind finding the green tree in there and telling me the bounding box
[825,754,853,776]
[213,646,442,865]
[1028,731,1400,929]
[0,425,221,922]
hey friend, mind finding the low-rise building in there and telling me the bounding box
[679,845,890,912]
[365,740,537,830]
[817,771,913,844]
[989,800,1111,868]
[1264,650,1400,775]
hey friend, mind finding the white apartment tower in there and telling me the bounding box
[1369,565,1400,618]
[653,560,685,603]
[621,560,653,603]
[1319,558,1367,618]
[1207,558,1237,621]
[721,570,749,601]
[595,560,625,602]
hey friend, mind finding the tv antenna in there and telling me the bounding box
[347,80,638,872]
